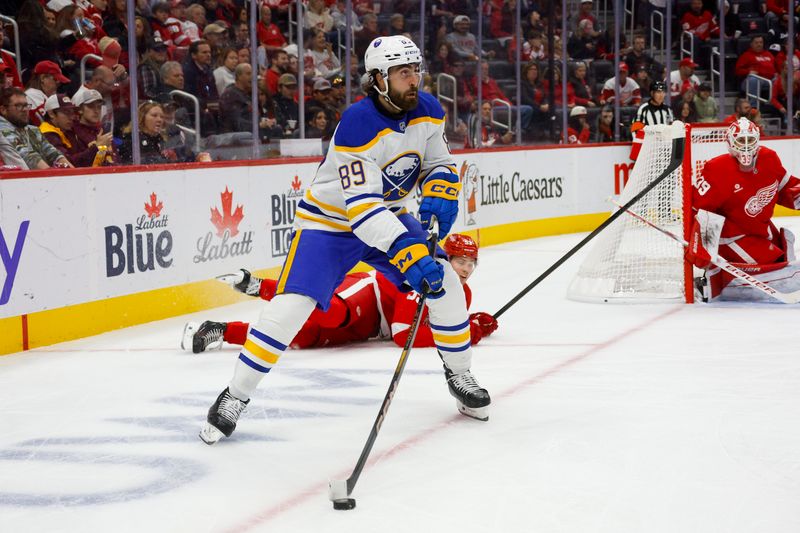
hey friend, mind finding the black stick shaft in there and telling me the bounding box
[493,136,685,319]
[345,220,440,495]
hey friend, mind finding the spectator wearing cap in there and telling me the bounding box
[139,40,170,100]
[26,61,69,127]
[734,35,777,87]
[447,15,494,63]
[263,49,289,96]
[680,0,717,42]
[72,65,120,132]
[182,39,221,134]
[329,76,346,114]
[202,23,228,57]
[219,63,254,133]
[71,88,116,167]
[0,87,73,170]
[567,19,601,62]
[669,57,700,98]
[257,6,287,55]
[0,25,22,89]
[40,93,103,167]
[600,63,642,106]
[274,73,299,135]
[214,47,239,95]
[307,78,339,133]
[306,29,342,79]
[566,106,590,144]
[694,82,719,123]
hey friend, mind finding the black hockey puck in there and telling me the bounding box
[332,498,356,510]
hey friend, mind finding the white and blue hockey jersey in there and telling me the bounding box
[294,91,457,252]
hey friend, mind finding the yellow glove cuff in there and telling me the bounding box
[390,243,429,273]
[422,179,462,200]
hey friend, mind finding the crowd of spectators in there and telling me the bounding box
[0,0,799,169]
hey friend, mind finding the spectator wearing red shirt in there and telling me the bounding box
[600,63,642,106]
[566,106,591,144]
[263,49,289,95]
[680,0,717,41]
[770,66,800,121]
[735,35,777,81]
[489,0,515,43]
[543,65,577,108]
[668,57,701,98]
[0,25,21,89]
[256,5,287,53]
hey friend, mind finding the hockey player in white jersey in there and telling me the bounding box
[200,36,491,444]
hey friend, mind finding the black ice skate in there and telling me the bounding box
[216,269,263,296]
[199,387,250,445]
[181,321,227,354]
[444,366,491,421]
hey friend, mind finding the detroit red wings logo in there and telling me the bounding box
[744,181,778,218]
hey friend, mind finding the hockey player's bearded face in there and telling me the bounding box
[385,64,421,111]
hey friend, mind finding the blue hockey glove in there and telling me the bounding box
[419,170,461,236]
[388,234,445,299]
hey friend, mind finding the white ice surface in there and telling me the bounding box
[2,219,800,533]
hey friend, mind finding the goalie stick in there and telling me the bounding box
[492,129,686,319]
[328,217,441,510]
[611,200,800,304]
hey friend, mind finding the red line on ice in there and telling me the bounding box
[223,305,685,533]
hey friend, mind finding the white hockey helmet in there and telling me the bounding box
[364,35,422,81]
[364,36,423,111]
[726,117,760,168]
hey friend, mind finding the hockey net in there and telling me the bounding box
[567,122,729,303]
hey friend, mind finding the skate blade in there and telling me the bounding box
[456,402,489,421]
[215,272,245,286]
[199,423,225,445]
[181,322,198,351]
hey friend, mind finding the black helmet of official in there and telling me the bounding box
[651,81,667,93]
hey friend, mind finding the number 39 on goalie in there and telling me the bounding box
[695,177,711,196]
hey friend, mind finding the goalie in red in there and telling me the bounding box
[685,117,800,301]
[182,233,499,351]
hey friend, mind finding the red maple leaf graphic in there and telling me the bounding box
[210,187,244,237]
[144,192,163,219]
[291,175,302,191]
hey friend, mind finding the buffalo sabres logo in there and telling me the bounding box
[399,121,406,131]
[744,180,778,217]
[382,152,422,201]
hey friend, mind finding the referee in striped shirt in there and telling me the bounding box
[634,81,673,126]
[629,81,673,161]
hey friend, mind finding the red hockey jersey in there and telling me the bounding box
[693,147,800,263]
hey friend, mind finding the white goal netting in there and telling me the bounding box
[567,122,729,303]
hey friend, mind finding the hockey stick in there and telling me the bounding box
[492,132,686,319]
[328,217,441,510]
[611,200,800,304]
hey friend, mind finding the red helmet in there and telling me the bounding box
[726,117,760,168]
[443,233,478,261]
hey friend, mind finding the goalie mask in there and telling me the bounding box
[364,36,424,113]
[726,117,760,169]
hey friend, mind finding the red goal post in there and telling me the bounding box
[567,122,730,304]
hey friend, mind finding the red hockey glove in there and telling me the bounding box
[684,219,713,269]
[469,319,484,345]
[469,312,498,337]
